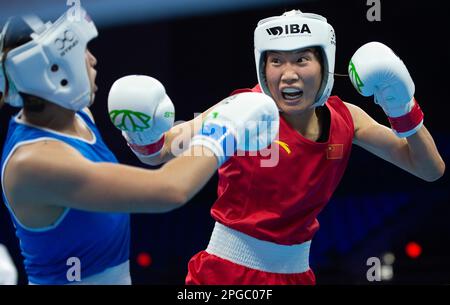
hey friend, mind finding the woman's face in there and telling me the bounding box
[265,48,322,115]
[85,49,97,104]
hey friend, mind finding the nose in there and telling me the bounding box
[280,64,299,84]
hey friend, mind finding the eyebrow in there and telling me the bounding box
[269,49,314,55]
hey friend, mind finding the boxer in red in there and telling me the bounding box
[184,10,444,284]
[128,9,445,284]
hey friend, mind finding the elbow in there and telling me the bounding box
[158,183,190,213]
[422,160,446,182]
[170,189,190,211]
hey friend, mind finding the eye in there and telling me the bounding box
[270,57,281,64]
[269,57,281,65]
[297,56,309,63]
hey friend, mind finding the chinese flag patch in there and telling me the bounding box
[327,144,343,160]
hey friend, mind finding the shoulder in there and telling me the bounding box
[341,100,379,134]
[326,95,354,114]
[326,96,357,126]
[4,140,86,193]
[14,138,83,161]
[342,100,363,117]
[326,95,351,109]
[325,95,364,120]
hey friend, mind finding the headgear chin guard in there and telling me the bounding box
[254,10,336,107]
[0,6,98,111]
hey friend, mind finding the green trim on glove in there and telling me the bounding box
[348,60,364,94]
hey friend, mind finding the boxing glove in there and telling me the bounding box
[349,42,423,137]
[189,92,279,166]
[108,75,175,157]
[0,244,18,285]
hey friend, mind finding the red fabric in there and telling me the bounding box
[229,84,262,96]
[230,88,254,96]
[388,99,424,133]
[212,89,354,245]
[327,144,344,159]
[127,135,165,155]
[186,251,316,285]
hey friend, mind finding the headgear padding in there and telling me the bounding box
[254,10,336,107]
[0,6,97,111]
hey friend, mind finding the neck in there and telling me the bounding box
[21,103,78,134]
[281,107,324,141]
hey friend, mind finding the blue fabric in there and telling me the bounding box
[1,111,130,284]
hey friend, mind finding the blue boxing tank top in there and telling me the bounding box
[1,110,130,284]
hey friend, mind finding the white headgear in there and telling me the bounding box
[0,7,97,111]
[254,10,336,107]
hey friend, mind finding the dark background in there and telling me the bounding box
[1,0,449,284]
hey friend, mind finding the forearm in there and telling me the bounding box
[405,126,445,181]
[162,119,200,162]
[159,146,218,203]
[137,120,197,165]
[348,103,445,182]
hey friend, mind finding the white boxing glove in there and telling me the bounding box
[108,75,175,157]
[0,244,18,285]
[190,92,279,166]
[349,42,424,137]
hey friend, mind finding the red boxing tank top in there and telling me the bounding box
[211,85,354,245]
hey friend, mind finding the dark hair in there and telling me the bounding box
[1,17,46,111]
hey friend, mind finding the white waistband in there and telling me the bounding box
[206,222,311,274]
[29,260,131,285]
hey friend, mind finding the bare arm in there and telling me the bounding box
[4,140,217,213]
[345,102,445,182]
[137,103,219,166]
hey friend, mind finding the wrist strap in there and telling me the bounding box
[388,99,424,137]
[128,135,165,156]
[189,123,237,167]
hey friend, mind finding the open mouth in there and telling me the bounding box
[281,87,303,100]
